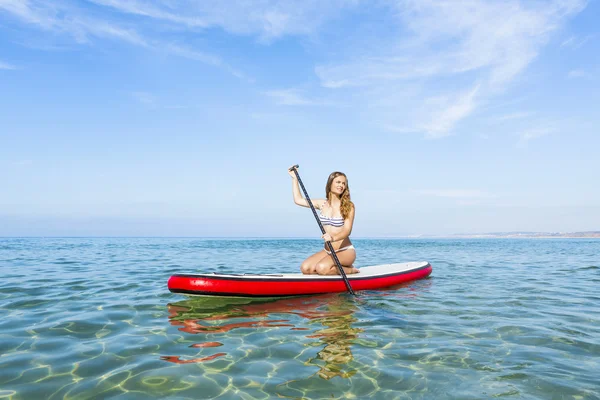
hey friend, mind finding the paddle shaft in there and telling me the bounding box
[289,165,355,296]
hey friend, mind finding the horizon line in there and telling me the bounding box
[1,232,599,239]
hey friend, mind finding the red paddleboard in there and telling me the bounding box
[168,261,432,297]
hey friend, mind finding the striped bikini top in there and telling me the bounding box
[319,201,344,227]
[320,214,344,227]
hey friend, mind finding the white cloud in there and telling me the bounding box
[69,17,149,46]
[87,0,211,28]
[130,91,157,106]
[418,84,481,138]
[87,0,355,41]
[12,160,33,166]
[315,0,586,137]
[1,0,588,137]
[561,34,595,49]
[411,189,495,199]
[0,0,146,45]
[492,111,533,123]
[0,60,17,69]
[315,57,444,89]
[0,0,54,28]
[0,0,242,76]
[568,69,589,79]
[264,88,334,106]
[517,126,554,147]
[163,44,246,79]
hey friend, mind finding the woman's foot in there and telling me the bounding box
[341,265,359,274]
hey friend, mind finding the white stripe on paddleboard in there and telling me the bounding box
[206,261,430,280]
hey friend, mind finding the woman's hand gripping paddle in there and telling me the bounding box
[289,165,356,296]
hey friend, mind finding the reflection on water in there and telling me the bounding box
[305,300,361,380]
[161,352,227,364]
[165,294,360,380]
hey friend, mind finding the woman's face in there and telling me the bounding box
[330,175,347,196]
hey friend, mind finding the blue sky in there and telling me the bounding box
[1,0,599,237]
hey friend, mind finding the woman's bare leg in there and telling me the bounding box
[300,250,328,274]
[314,249,358,276]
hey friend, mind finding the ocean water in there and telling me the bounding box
[0,237,598,399]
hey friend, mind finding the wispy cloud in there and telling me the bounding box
[316,57,444,89]
[163,44,246,79]
[2,0,353,46]
[70,18,149,46]
[1,0,588,136]
[315,0,586,137]
[0,0,241,76]
[0,0,55,28]
[87,0,211,28]
[411,189,495,199]
[264,88,335,106]
[129,91,208,110]
[517,126,554,148]
[13,40,76,52]
[130,91,157,106]
[87,0,353,41]
[418,84,480,138]
[0,0,146,45]
[0,60,17,70]
[568,69,589,79]
[12,160,33,167]
[492,111,533,123]
[561,34,595,49]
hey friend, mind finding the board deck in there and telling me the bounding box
[168,261,432,297]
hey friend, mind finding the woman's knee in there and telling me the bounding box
[301,260,316,274]
[315,262,335,275]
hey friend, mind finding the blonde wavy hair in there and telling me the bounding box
[325,171,354,219]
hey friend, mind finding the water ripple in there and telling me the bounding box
[0,237,599,399]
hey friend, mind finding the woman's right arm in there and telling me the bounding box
[288,166,323,208]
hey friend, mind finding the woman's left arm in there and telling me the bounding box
[325,206,355,242]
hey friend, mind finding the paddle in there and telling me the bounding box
[289,165,356,296]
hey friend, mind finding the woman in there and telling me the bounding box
[288,166,359,275]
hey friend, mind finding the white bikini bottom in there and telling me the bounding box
[325,244,355,255]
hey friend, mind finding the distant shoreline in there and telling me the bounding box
[371,232,600,239]
[436,231,600,239]
[432,235,600,239]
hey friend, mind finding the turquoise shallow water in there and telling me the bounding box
[0,238,599,399]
